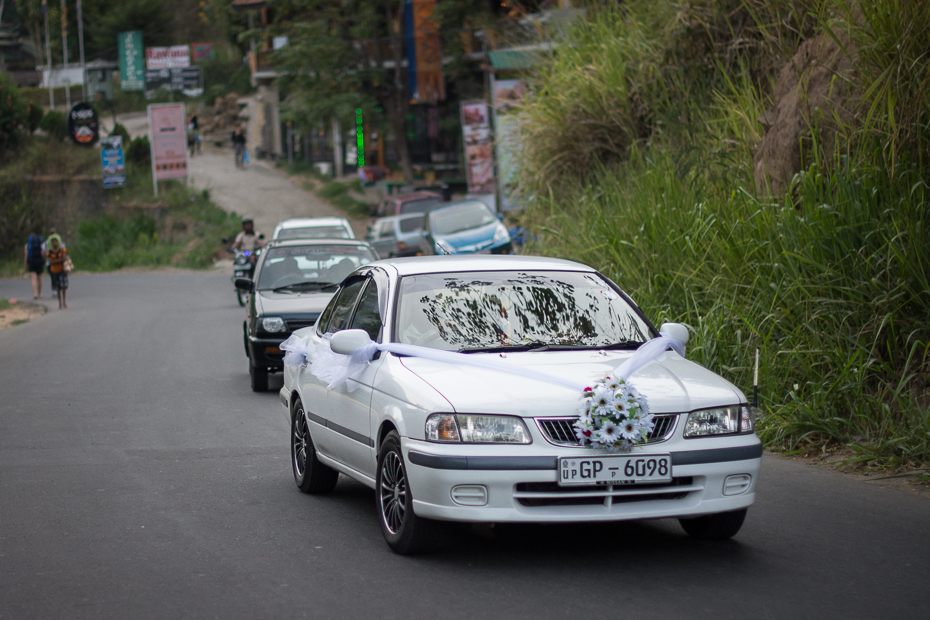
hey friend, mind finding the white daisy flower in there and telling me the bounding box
[619,419,641,441]
[611,398,631,418]
[637,413,656,434]
[597,420,621,444]
[604,375,622,390]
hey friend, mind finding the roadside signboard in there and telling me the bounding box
[192,42,215,63]
[460,100,494,194]
[67,102,99,146]
[41,67,86,89]
[118,31,145,91]
[145,46,191,70]
[99,136,126,189]
[147,103,189,196]
[143,67,204,100]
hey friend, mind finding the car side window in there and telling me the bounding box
[349,280,382,341]
[324,278,367,333]
[380,221,395,238]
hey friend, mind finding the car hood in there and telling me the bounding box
[256,290,333,316]
[434,222,503,253]
[397,349,744,416]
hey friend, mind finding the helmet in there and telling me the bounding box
[241,216,253,225]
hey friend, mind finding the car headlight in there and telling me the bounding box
[683,405,754,438]
[425,413,531,444]
[493,224,510,243]
[261,317,286,333]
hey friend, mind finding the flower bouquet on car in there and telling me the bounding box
[575,375,655,452]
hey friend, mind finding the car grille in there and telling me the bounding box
[285,318,318,332]
[514,477,699,508]
[537,414,678,447]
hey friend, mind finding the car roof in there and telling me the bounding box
[375,213,426,223]
[266,238,373,249]
[276,217,351,228]
[373,254,596,276]
[392,191,443,202]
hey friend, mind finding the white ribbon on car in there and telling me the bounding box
[280,327,685,393]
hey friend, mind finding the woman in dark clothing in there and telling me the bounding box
[231,124,246,168]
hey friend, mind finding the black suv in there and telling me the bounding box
[237,238,378,391]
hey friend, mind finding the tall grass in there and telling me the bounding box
[519,0,930,469]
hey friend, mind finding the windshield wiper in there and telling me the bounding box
[269,282,339,293]
[595,340,644,350]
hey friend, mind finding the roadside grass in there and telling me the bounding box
[0,298,12,310]
[518,0,930,472]
[276,160,372,218]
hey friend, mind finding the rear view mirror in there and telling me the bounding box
[659,323,689,345]
[330,329,373,355]
[234,277,253,292]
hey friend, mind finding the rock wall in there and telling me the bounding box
[753,30,860,195]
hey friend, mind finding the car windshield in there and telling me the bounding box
[257,245,375,291]
[399,216,424,233]
[430,203,495,236]
[399,198,443,214]
[276,225,351,240]
[394,270,653,351]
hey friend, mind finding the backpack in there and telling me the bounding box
[27,235,43,262]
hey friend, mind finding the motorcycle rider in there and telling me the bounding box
[234,217,263,257]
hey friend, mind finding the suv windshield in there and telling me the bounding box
[399,198,443,214]
[429,203,495,236]
[276,226,350,240]
[395,271,652,351]
[257,245,375,291]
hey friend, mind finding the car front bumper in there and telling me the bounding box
[247,334,286,371]
[402,438,761,523]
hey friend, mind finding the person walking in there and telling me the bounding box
[23,232,45,299]
[44,234,69,309]
[231,124,246,168]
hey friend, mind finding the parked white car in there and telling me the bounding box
[280,255,761,554]
[272,217,355,241]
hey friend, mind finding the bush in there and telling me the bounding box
[26,101,44,132]
[39,110,68,141]
[109,123,131,143]
[127,135,151,167]
[0,73,31,154]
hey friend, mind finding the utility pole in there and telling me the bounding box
[61,0,70,109]
[76,0,86,100]
[43,0,54,109]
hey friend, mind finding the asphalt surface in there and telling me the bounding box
[1,270,928,619]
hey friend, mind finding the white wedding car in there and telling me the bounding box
[281,255,762,553]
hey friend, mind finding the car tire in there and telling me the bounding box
[291,400,339,494]
[236,289,247,307]
[679,508,747,540]
[249,360,269,392]
[376,431,446,554]
[242,322,250,359]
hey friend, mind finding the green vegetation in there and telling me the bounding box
[519,0,930,473]
[317,181,370,218]
[0,298,12,311]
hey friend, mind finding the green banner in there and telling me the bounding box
[118,31,145,92]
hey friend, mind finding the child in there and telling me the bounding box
[44,235,69,309]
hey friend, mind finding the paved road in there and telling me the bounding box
[1,271,928,619]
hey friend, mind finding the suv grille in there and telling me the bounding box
[537,414,678,447]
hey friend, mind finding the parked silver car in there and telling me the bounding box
[364,213,426,259]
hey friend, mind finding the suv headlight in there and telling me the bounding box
[683,405,754,437]
[261,317,286,333]
[425,413,531,444]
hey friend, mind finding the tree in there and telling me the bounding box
[0,74,32,156]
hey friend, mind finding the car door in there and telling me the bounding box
[325,277,384,478]
[372,220,396,258]
[297,277,367,459]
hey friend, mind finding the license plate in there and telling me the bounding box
[558,454,672,486]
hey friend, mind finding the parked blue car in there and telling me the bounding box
[421,201,512,255]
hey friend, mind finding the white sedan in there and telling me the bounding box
[280,255,762,554]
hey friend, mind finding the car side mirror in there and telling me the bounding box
[330,329,373,355]
[421,231,429,239]
[258,233,265,240]
[659,322,689,345]
[234,277,253,292]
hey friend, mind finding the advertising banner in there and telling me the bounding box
[404,0,445,103]
[460,100,494,194]
[67,102,99,146]
[118,31,145,91]
[147,103,189,195]
[145,46,191,70]
[40,67,85,89]
[192,42,215,63]
[144,67,204,99]
[492,78,528,191]
[99,136,126,189]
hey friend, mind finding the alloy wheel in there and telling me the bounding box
[293,408,309,478]
[379,451,407,534]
